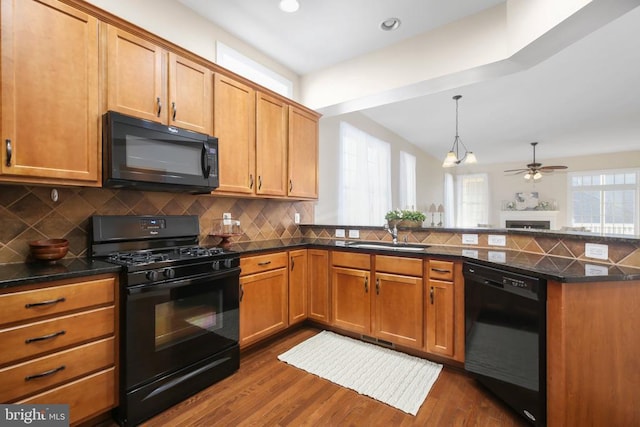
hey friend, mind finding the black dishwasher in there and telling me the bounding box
[463,262,546,426]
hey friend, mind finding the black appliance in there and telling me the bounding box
[103,111,219,194]
[463,262,546,425]
[91,215,239,427]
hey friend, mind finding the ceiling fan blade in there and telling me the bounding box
[503,168,529,173]
[539,165,568,171]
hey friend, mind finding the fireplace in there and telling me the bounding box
[505,220,550,230]
[499,210,559,230]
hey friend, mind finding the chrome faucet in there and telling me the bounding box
[384,223,398,245]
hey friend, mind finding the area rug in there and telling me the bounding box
[277,330,443,415]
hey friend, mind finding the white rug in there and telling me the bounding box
[277,330,443,415]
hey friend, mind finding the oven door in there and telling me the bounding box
[124,268,239,389]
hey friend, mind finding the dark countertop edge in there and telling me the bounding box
[228,238,640,283]
[0,259,121,290]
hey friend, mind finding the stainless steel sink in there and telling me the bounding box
[346,242,429,252]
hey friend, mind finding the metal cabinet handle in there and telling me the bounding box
[25,330,66,344]
[157,97,162,117]
[431,268,451,274]
[376,278,380,295]
[364,276,369,293]
[239,284,244,302]
[289,179,293,192]
[25,297,66,309]
[291,257,295,270]
[258,175,262,190]
[257,260,271,266]
[25,365,65,381]
[430,287,434,304]
[172,102,177,121]
[249,174,254,189]
[5,139,11,166]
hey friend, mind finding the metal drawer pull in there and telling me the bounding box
[25,330,66,344]
[5,139,11,166]
[25,297,66,309]
[257,261,272,266]
[364,276,369,293]
[431,268,451,274]
[25,365,65,381]
[376,278,380,295]
[430,287,434,304]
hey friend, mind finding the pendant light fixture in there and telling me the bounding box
[442,95,477,168]
[279,0,299,13]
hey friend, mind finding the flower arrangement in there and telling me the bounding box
[385,209,426,226]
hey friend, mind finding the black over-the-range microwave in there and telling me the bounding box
[102,111,219,194]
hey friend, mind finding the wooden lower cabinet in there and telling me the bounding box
[374,272,423,348]
[239,252,289,348]
[0,274,118,426]
[307,249,330,324]
[331,266,370,334]
[288,249,308,325]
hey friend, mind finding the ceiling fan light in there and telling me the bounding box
[524,172,532,180]
[464,151,477,164]
[279,0,299,13]
[442,151,458,168]
[533,171,542,180]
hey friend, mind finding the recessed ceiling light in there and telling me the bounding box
[279,0,299,13]
[380,18,401,31]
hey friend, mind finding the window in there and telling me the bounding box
[338,122,392,225]
[216,42,293,98]
[568,169,638,235]
[399,151,416,210]
[443,173,489,227]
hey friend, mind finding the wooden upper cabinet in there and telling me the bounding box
[256,92,288,197]
[213,74,256,194]
[106,25,164,123]
[1,0,99,184]
[168,53,212,134]
[106,27,212,134]
[288,106,319,199]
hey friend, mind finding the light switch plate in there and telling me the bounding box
[335,229,345,238]
[462,234,478,245]
[223,212,231,225]
[585,243,608,260]
[488,235,506,246]
[348,229,360,238]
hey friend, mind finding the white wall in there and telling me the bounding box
[314,112,443,225]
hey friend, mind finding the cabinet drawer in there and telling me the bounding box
[18,367,116,426]
[0,277,115,327]
[375,256,422,277]
[240,252,288,276]
[331,251,370,270]
[427,260,454,281]
[0,337,115,402]
[0,307,114,366]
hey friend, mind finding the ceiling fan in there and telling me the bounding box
[504,142,568,180]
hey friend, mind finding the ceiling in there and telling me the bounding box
[177,0,640,166]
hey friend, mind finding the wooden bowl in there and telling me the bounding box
[28,238,69,248]
[28,239,69,261]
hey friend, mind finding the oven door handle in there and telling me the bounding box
[127,268,240,295]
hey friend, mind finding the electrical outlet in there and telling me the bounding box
[335,229,345,238]
[223,212,231,225]
[348,229,360,239]
[488,235,506,246]
[488,251,506,263]
[462,234,478,245]
[294,212,300,224]
[585,264,608,276]
[585,243,608,260]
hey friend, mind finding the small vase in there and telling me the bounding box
[398,220,423,228]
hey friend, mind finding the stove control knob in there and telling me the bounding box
[211,260,220,271]
[163,268,175,279]
[223,259,234,269]
[146,270,159,281]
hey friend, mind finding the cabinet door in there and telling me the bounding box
[106,25,164,123]
[213,74,256,194]
[239,268,288,347]
[168,53,212,134]
[308,249,330,324]
[1,0,99,183]
[426,279,455,357]
[374,272,423,348]
[255,92,287,197]
[331,267,370,334]
[288,250,308,325]
[288,106,318,199]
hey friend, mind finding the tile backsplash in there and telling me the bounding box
[0,184,315,263]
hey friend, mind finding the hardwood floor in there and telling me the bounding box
[115,327,528,426]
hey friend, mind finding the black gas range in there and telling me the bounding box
[91,215,240,427]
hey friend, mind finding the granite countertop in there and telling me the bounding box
[2,238,639,290]
[227,238,640,283]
